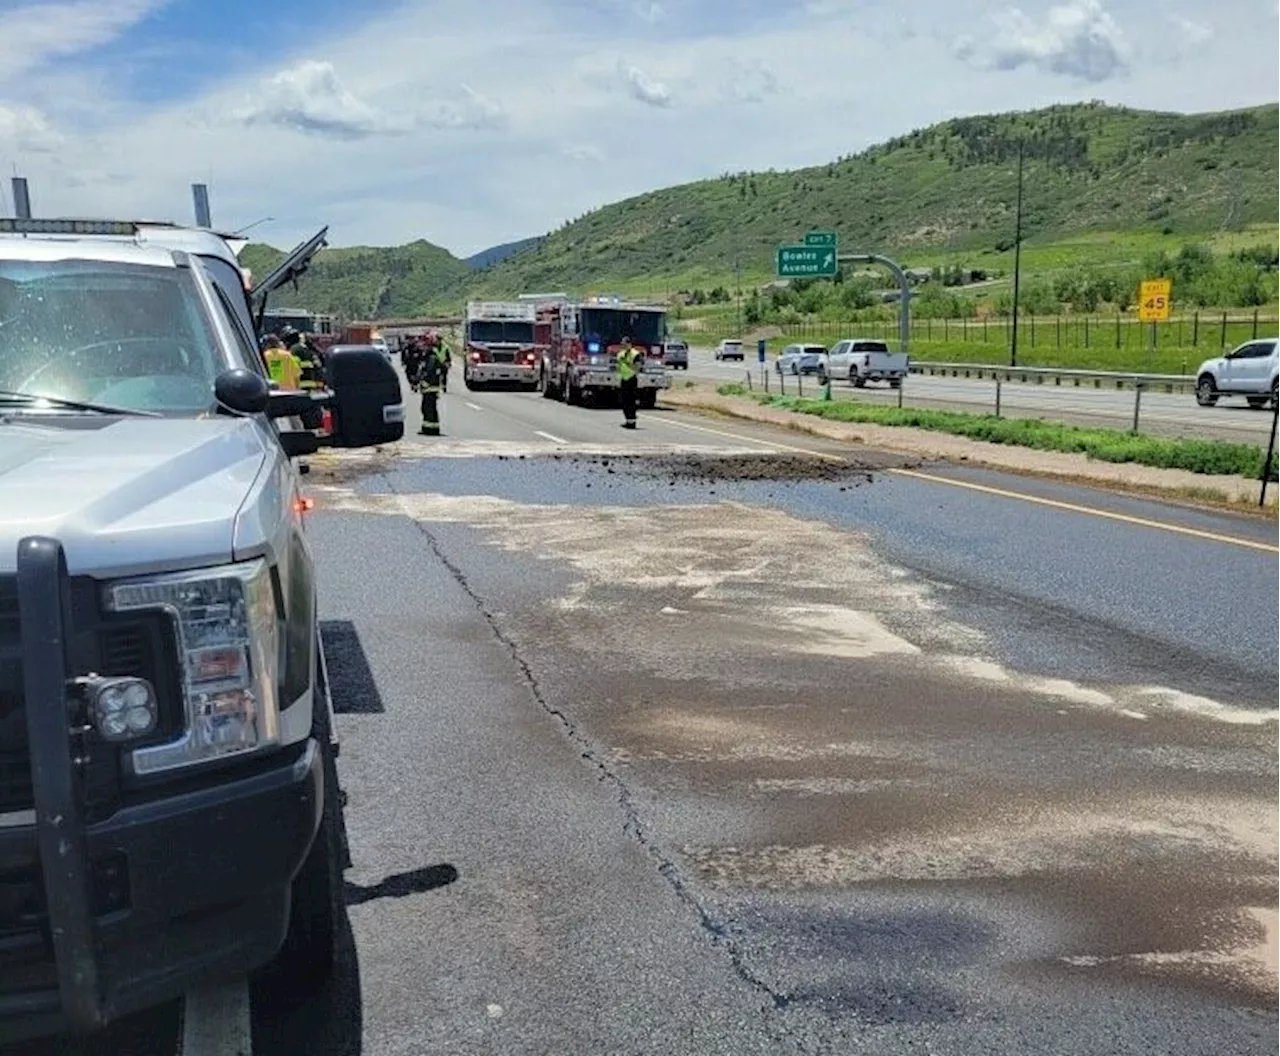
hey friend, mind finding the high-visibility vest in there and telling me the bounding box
[616,347,640,381]
[265,348,302,389]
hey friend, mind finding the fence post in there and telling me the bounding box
[1253,308,1259,339]
[1132,383,1143,433]
[927,317,932,340]
[983,317,988,342]
[1030,316,1036,348]
[944,317,949,341]
[745,370,753,392]
[1115,314,1121,350]
[897,381,904,409]
[995,379,1002,418]
[1056,316,1061,349]
[1192,310,1199,347]
[1084,316,1090,349]
[963,317,968,341]
[1220,312,1227,349]
[798,372,804,398]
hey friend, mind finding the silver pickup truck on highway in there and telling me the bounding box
[0,220,403,1043]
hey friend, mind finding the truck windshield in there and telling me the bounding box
[0,259,221,415]
[469,320,535,343]
[581,308,665,347]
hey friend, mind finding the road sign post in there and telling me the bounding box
[776,245,838,278]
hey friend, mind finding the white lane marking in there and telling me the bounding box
[535,430,568,443]
[180,977,252,1055]
[464,401,484,411]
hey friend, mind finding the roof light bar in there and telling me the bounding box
[0,218,138,236]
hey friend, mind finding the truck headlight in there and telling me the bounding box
[105,560,280,776]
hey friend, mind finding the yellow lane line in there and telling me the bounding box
[661,414,1277,554]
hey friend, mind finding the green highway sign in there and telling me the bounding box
[776,244,838,278]
[804,230,838,248]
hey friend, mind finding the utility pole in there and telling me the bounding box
[1009,140,1024,368]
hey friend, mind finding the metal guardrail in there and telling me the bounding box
[908,361,1195,393]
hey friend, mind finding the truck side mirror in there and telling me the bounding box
[325,348,405,448]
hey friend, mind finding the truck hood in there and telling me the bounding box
[0,417,269,577]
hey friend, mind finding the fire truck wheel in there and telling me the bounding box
[564,376,580,405]
[540,370,557,399]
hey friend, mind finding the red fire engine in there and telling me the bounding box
[533,295,670,406]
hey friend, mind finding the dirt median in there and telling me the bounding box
[660,384,1280,510]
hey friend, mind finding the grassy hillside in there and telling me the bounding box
[464,236,544,271]
[239,239,471,318]
[249,100,1279,317]
[465,101,1277,298]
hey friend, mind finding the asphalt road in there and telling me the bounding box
[9,375,1277,1055]
[680,348,1278,445]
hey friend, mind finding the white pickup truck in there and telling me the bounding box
[820,338,908,389]
[1194,338,1278,409]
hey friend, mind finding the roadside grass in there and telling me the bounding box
[715,383,1278,479]
[679,313,1277,374]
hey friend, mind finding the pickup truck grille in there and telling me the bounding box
[0,575,170,816]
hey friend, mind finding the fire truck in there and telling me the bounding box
[461,300,543,389]
[536,295,670,406]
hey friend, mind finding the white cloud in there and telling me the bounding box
[2,0,1275,256]
[235,59,414,139]
[1172,15,1213,45]
[0,0,167,80]
[723,61,780,104]
[636,1,664,22]
[962,0,1131,82]
[623,64,672,107]
[427,85,508,131]
[564,144,605,163]
[0,104,64,154]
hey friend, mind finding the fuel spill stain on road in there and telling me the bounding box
[309,451,1277,1011]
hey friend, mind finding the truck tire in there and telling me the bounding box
[565,376,580,405]
[539,368,557,400]
[264,673,342,995]
[1195,374,1218,407]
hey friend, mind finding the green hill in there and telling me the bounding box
[249,100,1280,317]
[239,239,471,318]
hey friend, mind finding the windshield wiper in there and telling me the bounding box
[0,390,161,418]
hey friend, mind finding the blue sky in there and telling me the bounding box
[0,0,1275,256]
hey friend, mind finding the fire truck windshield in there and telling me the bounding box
[468,320,535,344]
[580,308,664,348]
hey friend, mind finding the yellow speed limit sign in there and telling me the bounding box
[1137,278,1172,322]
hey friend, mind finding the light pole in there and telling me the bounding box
[1009,141,1024,368]
[231,216,275,237]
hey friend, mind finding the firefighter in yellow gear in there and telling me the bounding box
[616,336,642,428]
[429,331,453,393]
[263,335,302,390]
[408,337,444,436]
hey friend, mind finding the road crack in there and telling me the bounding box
[380,472,821,1053]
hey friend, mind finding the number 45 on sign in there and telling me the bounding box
[1138,278,1172,323]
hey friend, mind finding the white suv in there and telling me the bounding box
[714,339,744,361]
[1194,338,1278,409]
